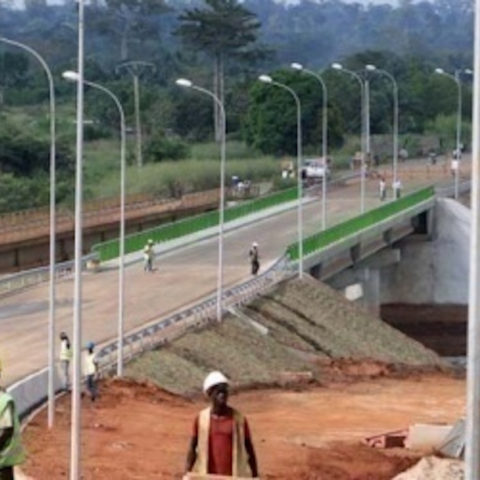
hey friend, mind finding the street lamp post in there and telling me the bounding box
[116,61,155,168]
[467,0,480,474]
[70,0,85,476]
[291,62,328,231]
[366,64,400,190]
[258,74,304,278]
[0,37,57,429]
[62,71,126,377]
[435,67,463,199]
[175,78,226,322]
[332,63,366,213]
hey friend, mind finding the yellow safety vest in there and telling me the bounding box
[0,392,25,468]
[193,407,251,478]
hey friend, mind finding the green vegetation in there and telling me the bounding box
[93,186,297,261]
[287,186,435,261]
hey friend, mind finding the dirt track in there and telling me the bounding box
[23,370,464,479]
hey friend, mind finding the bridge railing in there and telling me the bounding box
[91,187,299,262]
[286,186,435,261]
[0,253,97,297]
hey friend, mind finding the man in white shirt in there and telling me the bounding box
[83,342,98,402]
[59,332,72,391]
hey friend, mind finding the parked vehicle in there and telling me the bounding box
[302,158,331,182]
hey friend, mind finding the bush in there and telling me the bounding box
[145,132,190,162]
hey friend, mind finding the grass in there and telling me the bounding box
[287,186,435,261]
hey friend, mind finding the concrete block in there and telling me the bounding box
[405,423,453,451]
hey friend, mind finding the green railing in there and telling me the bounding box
[286,186,435,261]
[93,186,298,261]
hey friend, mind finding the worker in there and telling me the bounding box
[83,342,98,402]
[249,242,260,275]
[59,331,72,391]
[393,178,403,199]
[143,239,155,273]
[184,371,258,478]
[0,364,25,480]
[379,177,386,201]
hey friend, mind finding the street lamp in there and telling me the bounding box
[175,78,226,322]
[258,74,304,278]
[0,37,57,428]
[63,71,126,377]
[70,0,85,477]
[366,64,400,193]
[291,62,328,231]
[466,0,480,474]
[331,63,366,213]
[435,67,463,199]
[116,61,155,168]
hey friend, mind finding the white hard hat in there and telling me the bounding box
[252,242,258,247]
[203,371,229,394]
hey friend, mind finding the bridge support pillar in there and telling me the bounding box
[361,267,380,317]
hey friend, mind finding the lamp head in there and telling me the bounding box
[291,62,304,71]
[435,68,445,75]
[366,64,376,71]
[176,78,193,88]
[62,70,80,82]
[259,74,273,84]
[331,63,343,70]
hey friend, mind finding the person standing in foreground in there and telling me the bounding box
[59,332,72,391]
[184,371,259,478]
[379,177,386,201]
[83,342,98,402]
[0,364,25,480]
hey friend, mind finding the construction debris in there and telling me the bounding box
[363,429,407,449]
[405,423,453,451]
[393,456,464,480]
[437,418,466,459]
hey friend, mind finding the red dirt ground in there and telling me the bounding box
[22,369,465,480]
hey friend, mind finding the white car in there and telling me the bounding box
[303,158,331,180]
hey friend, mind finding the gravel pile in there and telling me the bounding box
[393,456,464,480]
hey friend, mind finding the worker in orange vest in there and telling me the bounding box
[184,371,259,478]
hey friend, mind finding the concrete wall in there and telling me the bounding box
[380,198,470,305]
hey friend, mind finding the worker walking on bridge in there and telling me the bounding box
[249,242,260,276]
[143,239,155,273]
[0,363,25,480]
[184,371,259,478]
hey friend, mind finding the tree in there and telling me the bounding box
[243,70,344,156]
[175,0,262,141]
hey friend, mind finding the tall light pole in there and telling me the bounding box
[366,64,400,190]
[70,0,85,476]
[175,78,226,322]
[116,61,155,168]
[63,71,126,377]
[0,38,57,428]
[435,67,463,199]
[258,74,304,278]
[291,62,328,231]
[466,0,480,474]
[332,63,366,213]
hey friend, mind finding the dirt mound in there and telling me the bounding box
[126,276,442,395]
[392,456,464,479]
[295,443,418,480]
[246,276,441,366]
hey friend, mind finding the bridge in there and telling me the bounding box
[0,159,469,407]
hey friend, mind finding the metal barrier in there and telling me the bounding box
[0,253,97,296]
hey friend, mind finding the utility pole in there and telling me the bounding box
[116,61,155,168]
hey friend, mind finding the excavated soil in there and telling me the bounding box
[23,371,464,480]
